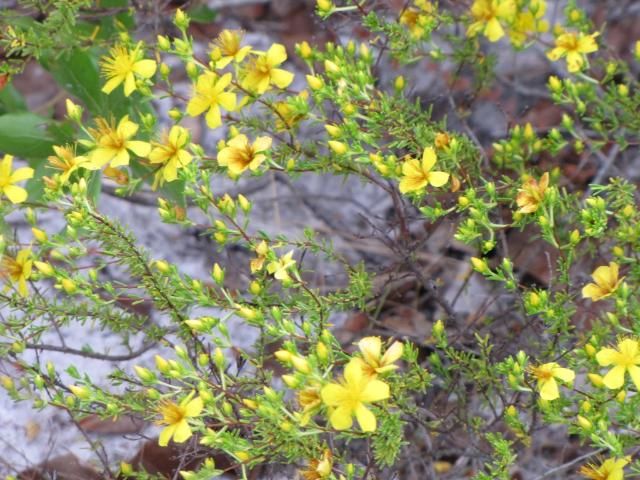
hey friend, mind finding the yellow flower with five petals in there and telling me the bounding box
[516,172,548,214]
[156,393,203,446]
[320,359,389,432]
[582,262,623,302]
[210,30,252,69]
[186,72,236,129]
[528,362,575,400]
[48,145,87,185]
[100,42,157,97]
[241,44,294,94]
[595,338,640,390]
[84,116,151,170]
[217,134,272,176]
[0,154,34,204]
[0,248,32,297]
[354,336,403,378]
[467,0,516,42]
[148,125,193,188]
[547,31,599,73]
[398,147,449,194]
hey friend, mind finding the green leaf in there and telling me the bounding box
[0,112,56,158]
[25,158,49,203]
[0,83,27,113]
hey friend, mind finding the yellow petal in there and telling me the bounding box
[596,347,620,366]
[127,140,151,157]
[169,126,188,147]
[358,337,382,365]
[485,17,505,42]
[3,185,28,204]
[566,52,584,73]
[158,424,177,446]
[133,59,157,78]
[343,359,364,387]
[539,378,559,400]
[546,47,565,62]
[602,365,626,390]
[266,43,287,66]
[102,76,123,94]
[124,72,136,97]
[401,159,423,178]
[552,367,575,383]
[187,95,211,117]
[184,396,203,417]
[253,136,272,153]
[428,171,450,187]
[618,338,638,358]
[270,69,294,89]
[381,341,404,365]
[582,283,605,301]
[399,176,427,194]
[171,419,192,443]
[329,405,353,430]
[421,147,437,171]
[320,383,348,407]
[628,365,640,391]
[359,379,390,403]
[217,91,237,112]
[354,403,377,432]
[205,105,222,129]
[110,149,130,168]
[10,167,34,183]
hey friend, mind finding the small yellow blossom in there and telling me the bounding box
[100,42,157,97]
[547,31,599,73]
[186,72,236,129]
[210,30,252,68]
[320,359,390,432]
[516,172,548,213]
[579,456,629,480]
[84,116,151,170]
[398,147,449,194]
[399,1,435,39]
[156,393,203,446]
[0,154,34,204]
[217,134,272,176]
[509,0,549,47]
[148,126,193,188]
[250,240,269,273]
[241,43,294,94]
[354,336,403,377]
[301,449,333,480]
[103,166,129,185]
[266,250,296,281]
[298,385,322,426]
[528,362,575,400]
[596,338,640,390]
[48,145,87,184]
[582,262,623,302]
[467,0,516,42]
[0,248,32,297]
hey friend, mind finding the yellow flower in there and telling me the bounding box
[516,172,548,213]
[528,362,575,400]
[0,248,32,297]
[301,449,333,480]
[48,145,87,184]
[241,43,294,94]
[186,72,236,129]
[398,147,449,194]
[148,125,193,188]
[250,240,269,273]
[84,116,151,170]
[266,250,296,281]
[595,338,640,390]
[100,42,157,97]
[320,359,390,432]
[0,154,34,204]
[399,1,435,38]
[582,262,623,302]
[156,393,203,446]
[210,30,252,69]
[217,134,272,176]
[509,0,549,47]
[354,336,403,377]
[467,0,516,42]
[547,31,599,73]
[298,385,322,426]
[579,456,630,480]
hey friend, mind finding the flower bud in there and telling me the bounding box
[61,278,77,294]
[34,261,54,277]
[65,99,82,122]
[470,257,489,274]
[298,41,312,59]
[134,366,155,382]
[212,263,224,284]
[328,140,348,155]
[291,355,311,374]
[576,415,592,430]
[587,373,604,388]
[174,8,189,29]
[306,74,323,90]
[394,75,405,92]
[69,385,90,399]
